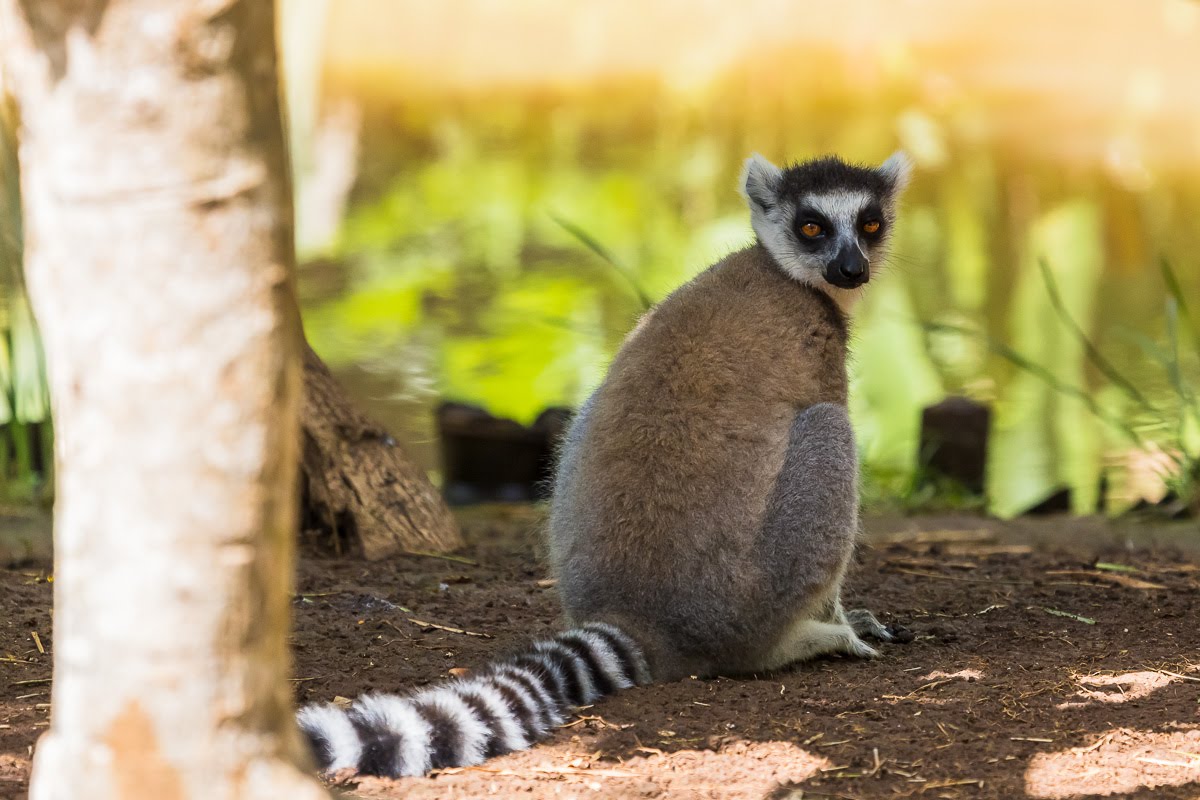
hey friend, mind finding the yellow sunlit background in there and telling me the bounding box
[5,0,1200,517]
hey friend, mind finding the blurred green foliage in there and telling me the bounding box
[302,76,1200,517]
[1,39,1196,517]
[1,92,53,505]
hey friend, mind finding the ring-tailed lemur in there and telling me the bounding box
[297,152,913,778]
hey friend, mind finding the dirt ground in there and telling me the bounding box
[2,508,1199,800]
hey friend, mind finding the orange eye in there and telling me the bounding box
[862,220,881,234]
[800,222,822,238]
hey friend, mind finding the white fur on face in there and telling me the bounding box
[800,191,873,229]
[749,197,812,283]
[752,189,879,311]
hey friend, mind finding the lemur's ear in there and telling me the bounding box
[879,150,913,193]
[739,153,783,211]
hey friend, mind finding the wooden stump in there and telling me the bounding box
[300,342,461,558]
[437,403,572,504]
[918,397,991,495]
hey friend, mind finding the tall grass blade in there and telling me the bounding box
[1,94,22,295]
[924,320,1148,448]
[0,332,12,426]
[9,297,48,423]
[1038,258,1155,413]
[549,212,654,312]
[1159,257,1200,362]
[1,88,20,429]
[2,83,53,504]
[1118,324,1198,419]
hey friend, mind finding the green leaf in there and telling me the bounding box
[1093,562,1138,574]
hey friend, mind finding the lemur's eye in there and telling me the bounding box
[862,220,881,234]
[799,222,823,238]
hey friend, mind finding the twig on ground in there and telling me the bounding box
[921,778,984,792]
[1045,570,1166,590]
[562,714,633,730]
[885,529,993,545]
[403,550,479,566]
[1036,607,1096,625]
[1075,732,1115,754]
[868,747,883,778]
[1150,668,1200,683]
[893,568,1032,586]
[883,678,956,701]
[407,617,493,638]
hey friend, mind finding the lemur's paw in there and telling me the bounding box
[846,608,894,642]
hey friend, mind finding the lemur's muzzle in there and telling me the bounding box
[825,244,869,289]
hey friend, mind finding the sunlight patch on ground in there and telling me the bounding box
[879,667,984,705]
[1025,727,1200,799]
[1056,670,1178,709]
[345,739,829,799]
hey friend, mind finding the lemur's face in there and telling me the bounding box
[740,152,911,296]
[790,191,887,289]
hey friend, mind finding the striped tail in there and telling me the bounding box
[297,621,652,778]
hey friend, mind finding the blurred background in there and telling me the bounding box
[3,0,1199,519]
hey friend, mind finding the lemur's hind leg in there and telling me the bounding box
[760,617,878,671]
[818,595,894,643]
[753,403,884,669]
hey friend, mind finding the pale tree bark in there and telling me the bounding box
[1,1,328,797]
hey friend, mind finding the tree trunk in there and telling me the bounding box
[299,341,462,558]
[1,1,329,797]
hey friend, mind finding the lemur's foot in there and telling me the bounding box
[845,608,894,642]
[843,633,881,659]
[761,619,879,669]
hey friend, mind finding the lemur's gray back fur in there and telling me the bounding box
[297,152,911,778]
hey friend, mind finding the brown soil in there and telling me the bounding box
[2,509,1199,799]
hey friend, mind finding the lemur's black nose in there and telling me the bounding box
[827,245,869,288]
